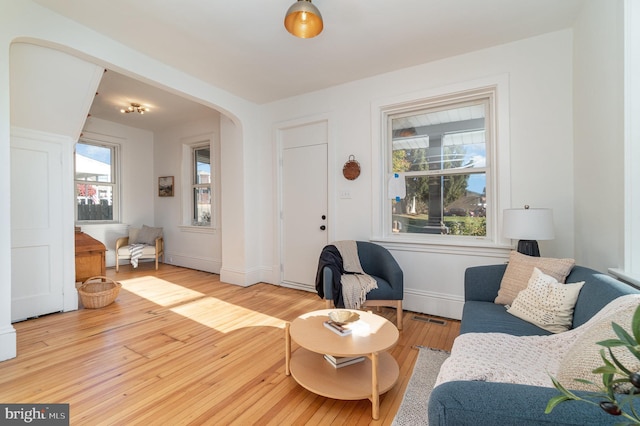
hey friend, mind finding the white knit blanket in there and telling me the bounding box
[435,295,640,388]
[333,240,378,309]
[128,243,145,268]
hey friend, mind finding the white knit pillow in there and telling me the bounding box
[507,267,584,333]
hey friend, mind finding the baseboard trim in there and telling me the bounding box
[0,325,17,361]
[402,288,464,320]
[164,252,221,274]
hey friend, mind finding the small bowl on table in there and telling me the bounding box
[328,310,358,324]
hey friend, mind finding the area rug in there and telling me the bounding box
[392,347,450,426]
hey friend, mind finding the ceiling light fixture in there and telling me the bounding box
[120,103,149,114]
[284,0,323,39]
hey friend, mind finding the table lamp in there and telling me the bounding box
[503,205,554,256]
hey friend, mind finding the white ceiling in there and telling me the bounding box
[33,0,586,131]
[88,68,220,133]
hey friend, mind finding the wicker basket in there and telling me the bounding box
[78,276,122,309]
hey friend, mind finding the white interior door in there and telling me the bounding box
[281,121,328,291]
[11,136,65,321]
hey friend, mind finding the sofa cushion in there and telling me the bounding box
[507,267,584,333]
[556,294,640,392]
[461,301,552,336]
[495,251,575,305]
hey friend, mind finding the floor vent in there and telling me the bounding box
[412,315,447,326]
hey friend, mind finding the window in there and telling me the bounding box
[75,141,118,222]
[192,145,211,226]
[383,89,496,241]
[610,2,640,285]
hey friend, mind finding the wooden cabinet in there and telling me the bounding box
[75,232,106,283]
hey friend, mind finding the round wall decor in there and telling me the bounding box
[343,155,361,180]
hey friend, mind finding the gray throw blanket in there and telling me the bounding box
[333,241,377,309]
[128,243,145,268]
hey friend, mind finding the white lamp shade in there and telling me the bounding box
[503,208,555,241]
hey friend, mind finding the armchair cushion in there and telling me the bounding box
[130,225,163,245]
[117,245,158,258]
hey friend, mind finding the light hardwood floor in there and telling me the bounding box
[1,264,460,425]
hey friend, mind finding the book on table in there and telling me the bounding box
[323,320,352,336]
[323,354,365,368]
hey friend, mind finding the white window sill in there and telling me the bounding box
[178,225,217,234]
[370,236,513,256]
[608,268,640,289]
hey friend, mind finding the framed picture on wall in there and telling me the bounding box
[159,176,174,197]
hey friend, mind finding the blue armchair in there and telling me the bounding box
[319,241,404,329]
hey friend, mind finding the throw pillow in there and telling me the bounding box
[507,267,584,333]
[494,251,575,305]
[556,294,640,392]
[134,225,163,245]
[128,227,141,244]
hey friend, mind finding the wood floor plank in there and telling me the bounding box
[0,265,459,425]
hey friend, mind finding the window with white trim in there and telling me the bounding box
[74,140,119,222]
[191,144,211,226]
[383,88,496,241]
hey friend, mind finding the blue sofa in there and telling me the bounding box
[428,263,640,425]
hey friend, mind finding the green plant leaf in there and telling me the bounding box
[594,365,619,375]
[603,372,614,386]
[574,378,598,385]
[612,322,637,347]
[600,350,617,368]
[545,395,572,414]
[631,304,640,344]
[550,376,578,396]
[630,347,640,360]
[597,338,628,348]
[609,347,633,376]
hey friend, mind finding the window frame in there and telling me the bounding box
[371,77,512,249]
[180,135,215,230]
[74,138,120,223]
[388,97,490,238]
[191,144,212,226]
[610,0,640,285]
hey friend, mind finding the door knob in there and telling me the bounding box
[320,225,326,230]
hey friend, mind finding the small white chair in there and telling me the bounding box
[115,225,164,272]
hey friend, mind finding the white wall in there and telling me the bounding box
[573,0,625,272]
[0,0,261,361]
[6,41,103,357]
[154,115,223,273]
[0,0,628,362]
[260,30,576,318]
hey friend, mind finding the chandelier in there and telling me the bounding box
[120,103,149,114]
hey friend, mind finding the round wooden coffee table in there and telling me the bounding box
[285,309,399,419]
